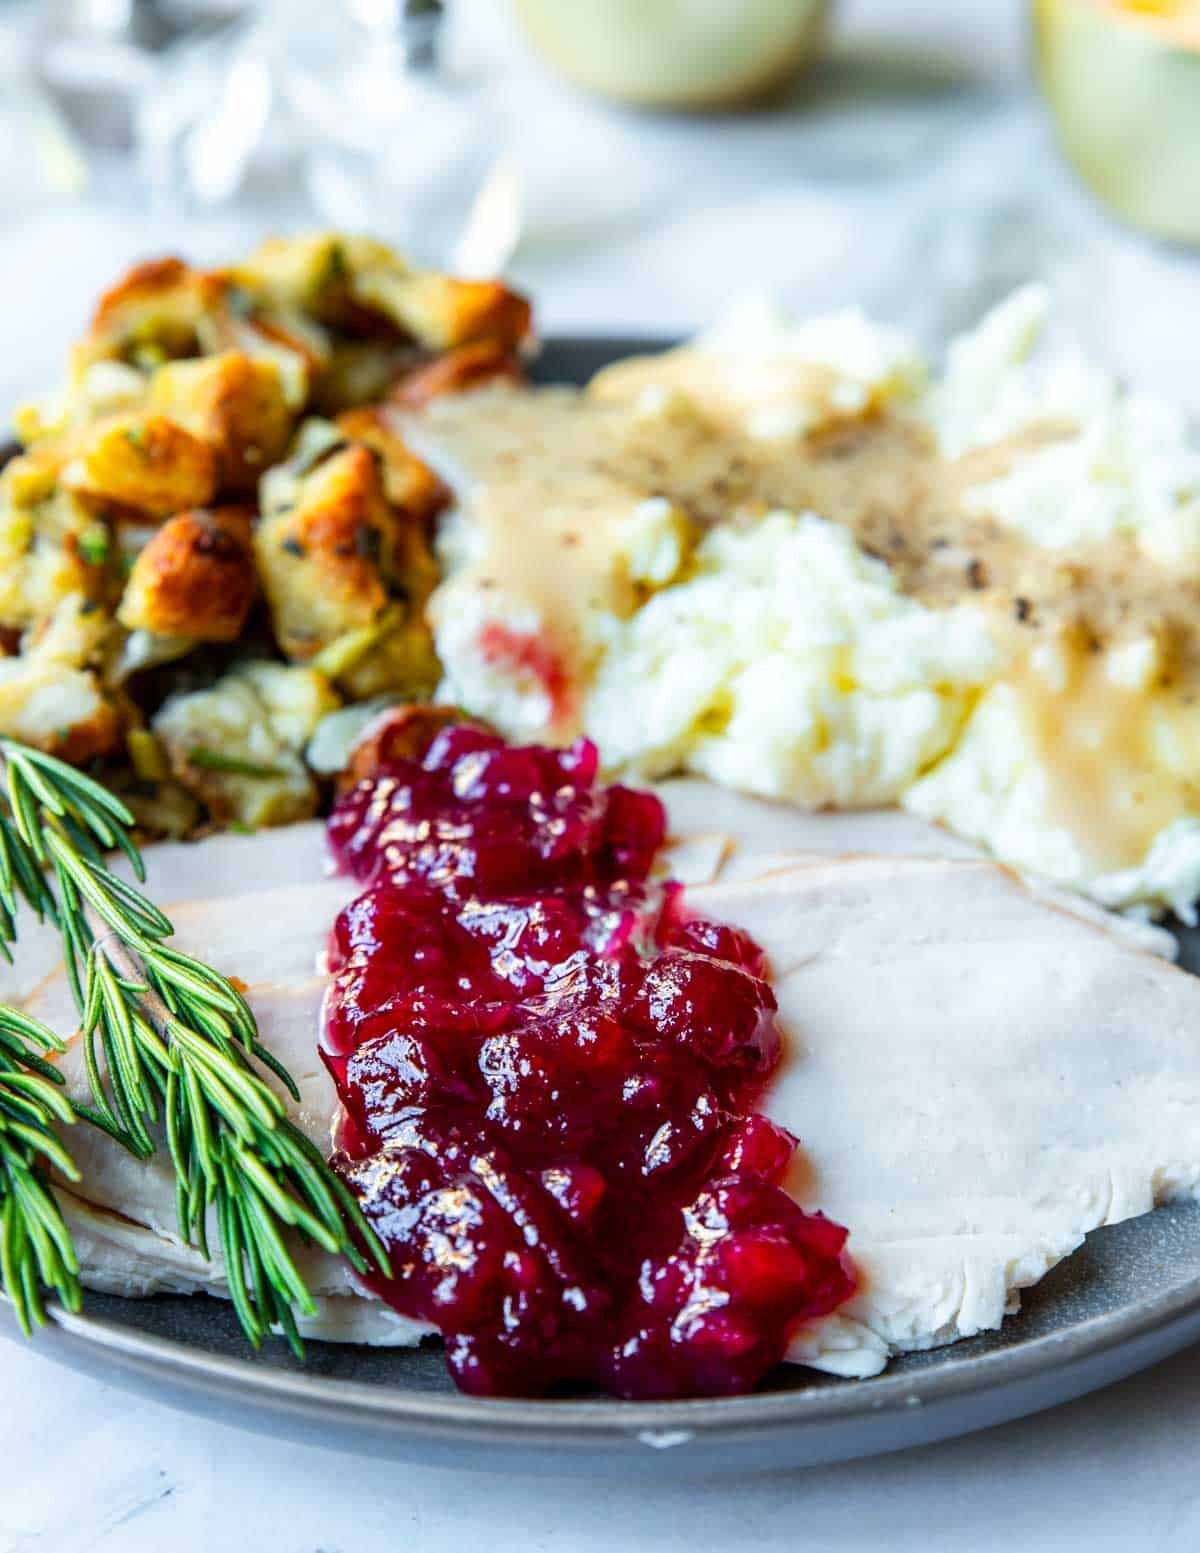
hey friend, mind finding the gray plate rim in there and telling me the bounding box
[30,1258,1200,1443]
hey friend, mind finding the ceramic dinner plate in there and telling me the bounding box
[7,338,1200,1476]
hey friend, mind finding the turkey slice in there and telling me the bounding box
[5,778,1168,1009]
[27,880,429,1348]
[655,776,980,886]
[15,789,1196,1371]
[0,823,339,1013]
[657,777,1177,959]
[689,856,1200,1375]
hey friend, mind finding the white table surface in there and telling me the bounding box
[4,2,1200,1548]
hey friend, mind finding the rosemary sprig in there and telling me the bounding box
[0,1005,81,1335]
[0,737,387,1352]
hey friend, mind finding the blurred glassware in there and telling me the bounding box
[1033,0,1200,247]
[136,1,321,211]
[296,0,517,272]
[38,0,247,148]
[509,0,830,110]
[134,0,523,273]
[0,9,90,207]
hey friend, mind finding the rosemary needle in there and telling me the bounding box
[0,737,387,1353]
[186,748,287,780]
[0,1003,81,1335]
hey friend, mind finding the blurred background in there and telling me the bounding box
[2,0,1199,414]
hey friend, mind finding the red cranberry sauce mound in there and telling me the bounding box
[324,726,854,1399]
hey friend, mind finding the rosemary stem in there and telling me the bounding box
[0,738,384,1348]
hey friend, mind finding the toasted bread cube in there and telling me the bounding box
[0,663,120,763]
[311,342,414,417]
[69,414,217,518]
[76,257,222,370]
[247,232,529,350]
[1,452,58,509]
[331,511,441,699]
[254,444,396,658]
[154,660,337,828]
[229,234,355,314]
[388,340,523,409]
[0,470,108,630]
[228,318,324,409]
[15,360,149,448]
[0,595,121,762]
[118,506,257,641]
[240,660,339,749]
[338,235,413,277]
[352,269,531,352]
[335,405,448,520]
[148,352,293,493]
[336,614,441,701]
[255,440,441,694]
[90,256,190,330]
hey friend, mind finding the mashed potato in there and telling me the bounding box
[422,288,1200,921]
[587,511,997,806]
[592,295,927,441]
[933,285,1200,566]
[904,677,1200,924]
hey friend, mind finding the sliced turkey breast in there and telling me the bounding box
[657,778,1176,959]
[26,877,430,1347]
[690,857,1200,1374]
[12,787,1196,1372]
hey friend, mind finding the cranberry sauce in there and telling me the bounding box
[324,725,854,1398]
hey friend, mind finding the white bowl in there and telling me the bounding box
[511,0,831,110]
